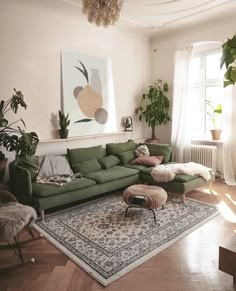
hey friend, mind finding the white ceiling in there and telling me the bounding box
[62,0,236,33]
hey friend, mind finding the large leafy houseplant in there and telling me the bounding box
[135,79,171,140]
[220,34,236,87]
[0,89,39,160]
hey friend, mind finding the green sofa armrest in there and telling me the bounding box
[9,163,33,206]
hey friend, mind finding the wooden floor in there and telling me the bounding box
[0,180,236,291]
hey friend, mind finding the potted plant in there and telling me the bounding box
[206,100,222,140]
[58,110,70,139]
[220,34,236,87]
[0,89,39,182]
[135,79,171,142]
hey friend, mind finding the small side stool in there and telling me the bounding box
[123,184,168,222]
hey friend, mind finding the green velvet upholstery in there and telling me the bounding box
[118,150,136,165]
[72,159,102,174]
[32,177,96,197]
[9,142,215,215]
[98,155,120,169]
[16,156,39,180]
[33,174,139,211]
[143,143,173,163]
[140,172,213,194]
[67,145,105,164]
[106,140,137,155]
[84,166,139,184]
[8,163,33,205]
[121,164,147,171]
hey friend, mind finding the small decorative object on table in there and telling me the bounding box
[123,116,133,132]
[123,184,168,222]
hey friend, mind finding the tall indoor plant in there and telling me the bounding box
[221,34,236,87]
[135,79,171,141]
[0,89,39,181]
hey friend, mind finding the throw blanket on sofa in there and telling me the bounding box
[36,155,82,187]
[151,162,211,183]
[36,173,82,187]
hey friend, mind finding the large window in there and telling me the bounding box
[191,48,223,138]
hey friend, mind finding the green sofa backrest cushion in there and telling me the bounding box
[73,159,102,174]
[98,155,120,169]
[118,150,136,165]
[67,145,105,165]
[144,143,173,163]
[16,156,39,180]
[106,140,137,155]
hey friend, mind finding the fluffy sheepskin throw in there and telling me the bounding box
[0,203,37,241]
[151,162,211,183]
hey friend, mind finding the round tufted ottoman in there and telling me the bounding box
[123,184,168,222]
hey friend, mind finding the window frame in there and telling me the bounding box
[192,47,223,139]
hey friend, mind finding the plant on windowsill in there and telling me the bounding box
[58,110,70,139]
[206,100,222,140]
[0,89,39,182]
[220,34,236,88]
[135,79,171,143]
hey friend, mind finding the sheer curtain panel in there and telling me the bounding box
[171,46,193,162]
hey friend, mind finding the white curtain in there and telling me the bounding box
[222,85,236,185]
[171,46,193,162]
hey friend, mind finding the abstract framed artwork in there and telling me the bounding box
[61,52,117,137]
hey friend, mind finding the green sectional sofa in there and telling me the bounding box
[9,140,214,220]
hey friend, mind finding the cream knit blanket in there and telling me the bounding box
[151,162,211,183]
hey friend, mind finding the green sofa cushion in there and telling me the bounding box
[118,150,136,165]
[72,159,102,174]
[32,177,96,198]
[121,164,147,171]
[67,145,105,165]
[98,155,120,169]
[17,156,39,180]
[84,166,139,184]
[144,143,172,163]
[106,140,137,155]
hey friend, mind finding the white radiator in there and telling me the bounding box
[190,145,217,172]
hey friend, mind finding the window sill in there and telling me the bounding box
[191,138,223,144]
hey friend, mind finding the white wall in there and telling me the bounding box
[0,0,150,158]
[150,15,236,173]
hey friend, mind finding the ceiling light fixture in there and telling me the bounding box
[82,0,124,27]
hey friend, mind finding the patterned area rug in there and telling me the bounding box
[34,193,219,286]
